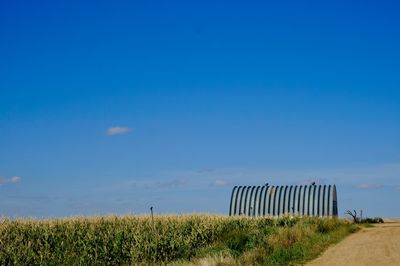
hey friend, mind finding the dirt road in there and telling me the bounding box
[307,219,400,266]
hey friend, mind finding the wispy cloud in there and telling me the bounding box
[155,179,187,189]
[210,179,230,187]
[0,176,22,185]
[101,179,188,191]
[106,126,132,136]
[355,184,383,189]
[196,168,214,174]
[97,163,400,193]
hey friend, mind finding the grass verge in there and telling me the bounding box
[265,221,359,265]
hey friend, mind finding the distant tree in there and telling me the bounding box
[345,209,360,223]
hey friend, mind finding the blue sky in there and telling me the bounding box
[1,0,399,218]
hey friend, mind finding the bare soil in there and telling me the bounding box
[307,219,400,266]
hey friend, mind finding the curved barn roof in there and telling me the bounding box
[229,185,338,217]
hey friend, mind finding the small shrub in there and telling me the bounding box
[316,218,340,233]
[348,224,360,233]
[224,231,250,254]
[268,222,316,250]
[360,217,384,224]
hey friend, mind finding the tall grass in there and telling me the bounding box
[0,215,357,265]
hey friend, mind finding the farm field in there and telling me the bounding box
[0,215,357,265]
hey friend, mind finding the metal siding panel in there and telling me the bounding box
[293,186,299,216]
[313,186,317,216]
[237,186,245,215]
[299,186,304,216]
[264,186,275,216]
[320,185,324,216]
[254,186,261,217]
[233,186,242,215]
[278,185,281,216]
[309,185,315,216]
[278,186,285,216]
[269,186,276,216]
[259,186,267,216]
[245,186,253,215]
[237,186,246,215]
[284,186,290,215]
[252,186,259,216]
[275,186,285,217]
[288,186,294,215]
[279,186,284,215]
[313,186,318,216]
[272,186,278,216]
[312,186,316,216]
[307,185,312,216]
[263,187,272,216]
[229,186,238,216]
[244,186,252,215]
[318,185,324,217]
[241,186,252,215]
[303,186,309,216]
[324,185,328,216]
[240,186,251,215]
[315,186,319,216]
[277,186,282,216]
[308,186,311,216]
[298,186,303,215]
[281,186,287,216]
[333,185,338,216]
[283,186,289,215]
[248,186,257,216]
[273,186,280,216]
[328,185,332,216]
[266,186,272,216]
[312,185,317,216]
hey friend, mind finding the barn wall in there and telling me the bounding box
[229,185,338,217]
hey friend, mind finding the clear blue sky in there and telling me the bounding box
[1,0,399,218]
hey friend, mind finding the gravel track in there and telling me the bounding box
[307,219,400,266]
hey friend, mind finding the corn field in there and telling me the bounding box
[0,215,355,265]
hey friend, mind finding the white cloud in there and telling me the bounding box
[211,179,230,187]
[106,126,132,136]
[155,179,187,188]
[355,184,383,189]
[0,176,22,185]
[10,176,21,183]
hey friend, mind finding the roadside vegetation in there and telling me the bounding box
[345,210,384,224]
[0,215,358,265]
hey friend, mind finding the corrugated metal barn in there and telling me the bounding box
[229,185,338,217]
